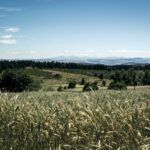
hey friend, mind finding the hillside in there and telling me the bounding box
[23,68,100,91]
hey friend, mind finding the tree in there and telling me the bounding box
[132,72,138,90]
[83,83,92,92]
[64,86,67,89]
[57,86,63,92]
[108,81,127,90]
[99,73,104,80]
[91,81,99,90]
[83,81,99,92]
[102,80,106,87]
[0,70,41,92]
[80,78,86,85]
[54,74,62,79]
[94,73,98,77]
[143,70,150,85]
[114,72,122,82]
[68,80,76,89]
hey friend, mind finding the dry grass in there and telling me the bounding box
[0,89,150,150]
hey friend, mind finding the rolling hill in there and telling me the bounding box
[37,57,150,65]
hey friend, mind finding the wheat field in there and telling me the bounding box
[0,89,150,150]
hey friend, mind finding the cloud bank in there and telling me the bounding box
[0,7,22,12]
[0,27,20,45]
[5,27,20,33]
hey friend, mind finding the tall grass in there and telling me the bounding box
[0,89,150,149]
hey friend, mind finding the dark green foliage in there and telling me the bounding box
[91,81,99,90]
[111,71,122,83]
[110,69,145,86]
[0,60,149,72]
[94,73,98,77]
[143,70,150,85]
[64,86,67,89]
[83,83,92,92]
[68,80,76,89]
[54,74,62,79]
[80,78,86,85]
[57,86,63,92]
[108,82,127,90]
[24,69,52,79]
[0,70,41,92]
[102,80,106,87]
[27,79,41,91]
[83,81,99,92]
[99,73,104,79]
[0,60,150,86]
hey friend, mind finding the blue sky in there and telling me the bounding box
[0,0,150,59]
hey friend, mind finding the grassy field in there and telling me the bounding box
[23,68,148,92]
[0,88,150,149]
[0,68,150,149]
[23,68,102,91]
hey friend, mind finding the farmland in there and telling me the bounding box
[0,66,150,149]
[0,88,150,149]
[1,0,150,149]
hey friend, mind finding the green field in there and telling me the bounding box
[22,68,148,92]
[22,68,102,91]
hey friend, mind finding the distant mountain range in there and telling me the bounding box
[37,56,150,65]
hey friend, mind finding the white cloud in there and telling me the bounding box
[0,7,22,12]
[1,34,12,39]
[0,39,17,45]
[5,27,20,33]
[0,27,20,45]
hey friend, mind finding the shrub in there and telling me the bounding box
[99,73,104,79]
[0,70,41,92]
[68,80,76,89]
[27,79,41,91]
[83,81,99,92]
[102,80,106,87]
[64,86,67,89]
[108,81,127,90]
[80,78,86,85]
[54,74,62,79]
[91,81,99,90]
[57,86,63,92]
[83,82,92,92]
[94,73,98,77]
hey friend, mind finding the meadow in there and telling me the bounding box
[0,88,150,149]
[22,68,101,92]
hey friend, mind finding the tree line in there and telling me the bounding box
[0,60,150,87]
[0,60,150,71]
